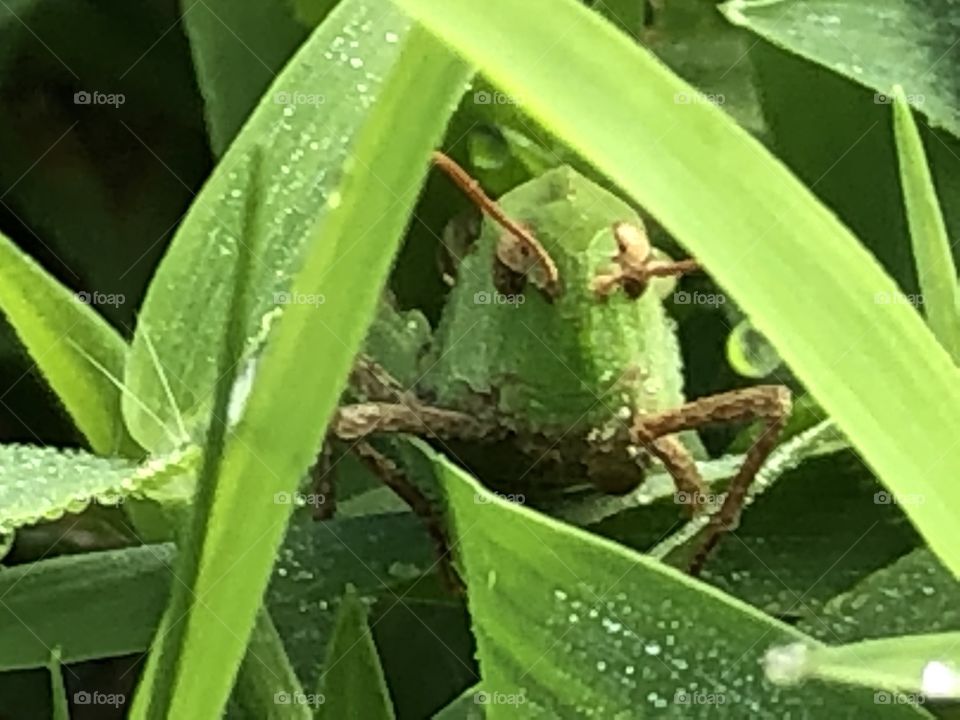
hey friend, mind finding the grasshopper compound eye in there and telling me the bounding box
[613,221,653,265]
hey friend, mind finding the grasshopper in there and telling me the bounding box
[325,152,791,582]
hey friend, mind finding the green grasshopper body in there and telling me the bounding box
[421,166,686,436]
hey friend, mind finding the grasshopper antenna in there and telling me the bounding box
[431,150,560,297]
[140,325,190,442]
[67,338,186,448]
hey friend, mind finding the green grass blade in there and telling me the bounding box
[317,586,396,719]
[234,611,313,720]
[47,649,68,720]
[0,545,172,671]
[0,544,306,719]
[765,633,960,702]
[432,686,484,719]
[123,0,433,453]
[393,0,960,577]
[129,17,470,718]
[0,230,137,455]
[892,85,960,362]
[180,0,308,156]
[140,146,261,720]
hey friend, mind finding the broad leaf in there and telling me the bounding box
[426,443,926,717]
[268,509,435,683]
[0,230,136,455]
[721,0,960,138]
[0,545,172,671]
[892,86,960,362]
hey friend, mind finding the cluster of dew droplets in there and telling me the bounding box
[0,445,164,534]
[271,533,337,652]
[269,511,434,655]
[209,9,412,339]
[543,586,770,715]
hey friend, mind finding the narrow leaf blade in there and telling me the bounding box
[892,85,960,362]
[129,13,470,717]
[0,231,136,455]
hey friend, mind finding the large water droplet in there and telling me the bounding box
[763,642,810,686]
[922,660,960,698]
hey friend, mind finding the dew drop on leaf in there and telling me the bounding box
[763,642,810,686]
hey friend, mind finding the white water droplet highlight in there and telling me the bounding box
[763,642,810,686]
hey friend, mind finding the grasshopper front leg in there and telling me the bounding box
[631,385,792,575]
[318,357,501,594]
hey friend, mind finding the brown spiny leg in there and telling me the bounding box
[329,357,504,593]
[332,401,500,442]
[646,434,709,515]
[337,355,503,442]
[348,354,417,404]
[432,150,561,299]
[351,440,464,594]
[631,385,792,575]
